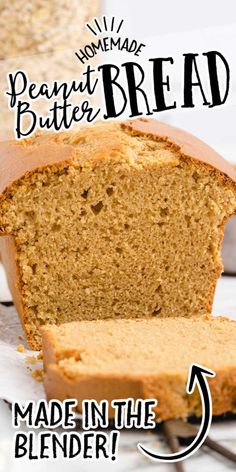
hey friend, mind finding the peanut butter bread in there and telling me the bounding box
[0,0,99,58]
[0,120,236,349]
[42,316,236,421]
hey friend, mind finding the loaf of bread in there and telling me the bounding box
[0,119,236,349]
[0,0,99,58]
[42,316,236,421]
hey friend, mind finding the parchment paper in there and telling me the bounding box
[0,304,45,403]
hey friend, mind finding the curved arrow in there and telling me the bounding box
[138,363,215,463]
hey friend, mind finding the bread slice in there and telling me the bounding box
[1,120,236,349]
[42,316,236,421]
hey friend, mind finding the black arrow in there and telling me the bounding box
[138,363,215,463]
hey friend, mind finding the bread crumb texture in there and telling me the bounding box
[37,351,43,361]
[26,355,37,365]
[42,316,236,421]
[0,122,236,349]
[0,0,99,58]
[17,343,25,353]
[32,368,44,383]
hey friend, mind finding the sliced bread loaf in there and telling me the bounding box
[0,120,236,349]
[42,316,236,421]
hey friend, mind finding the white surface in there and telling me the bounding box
[0,304,44,403]
[104,0,236,36]
[0,264,12,302]
[213,276,236,319]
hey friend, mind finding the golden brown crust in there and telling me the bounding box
[43,355,236,422]
[44,365,144,418]
[0,119,235,199]
[122,119,236,183]
[0,236,40,350]
[0,140,76,195]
